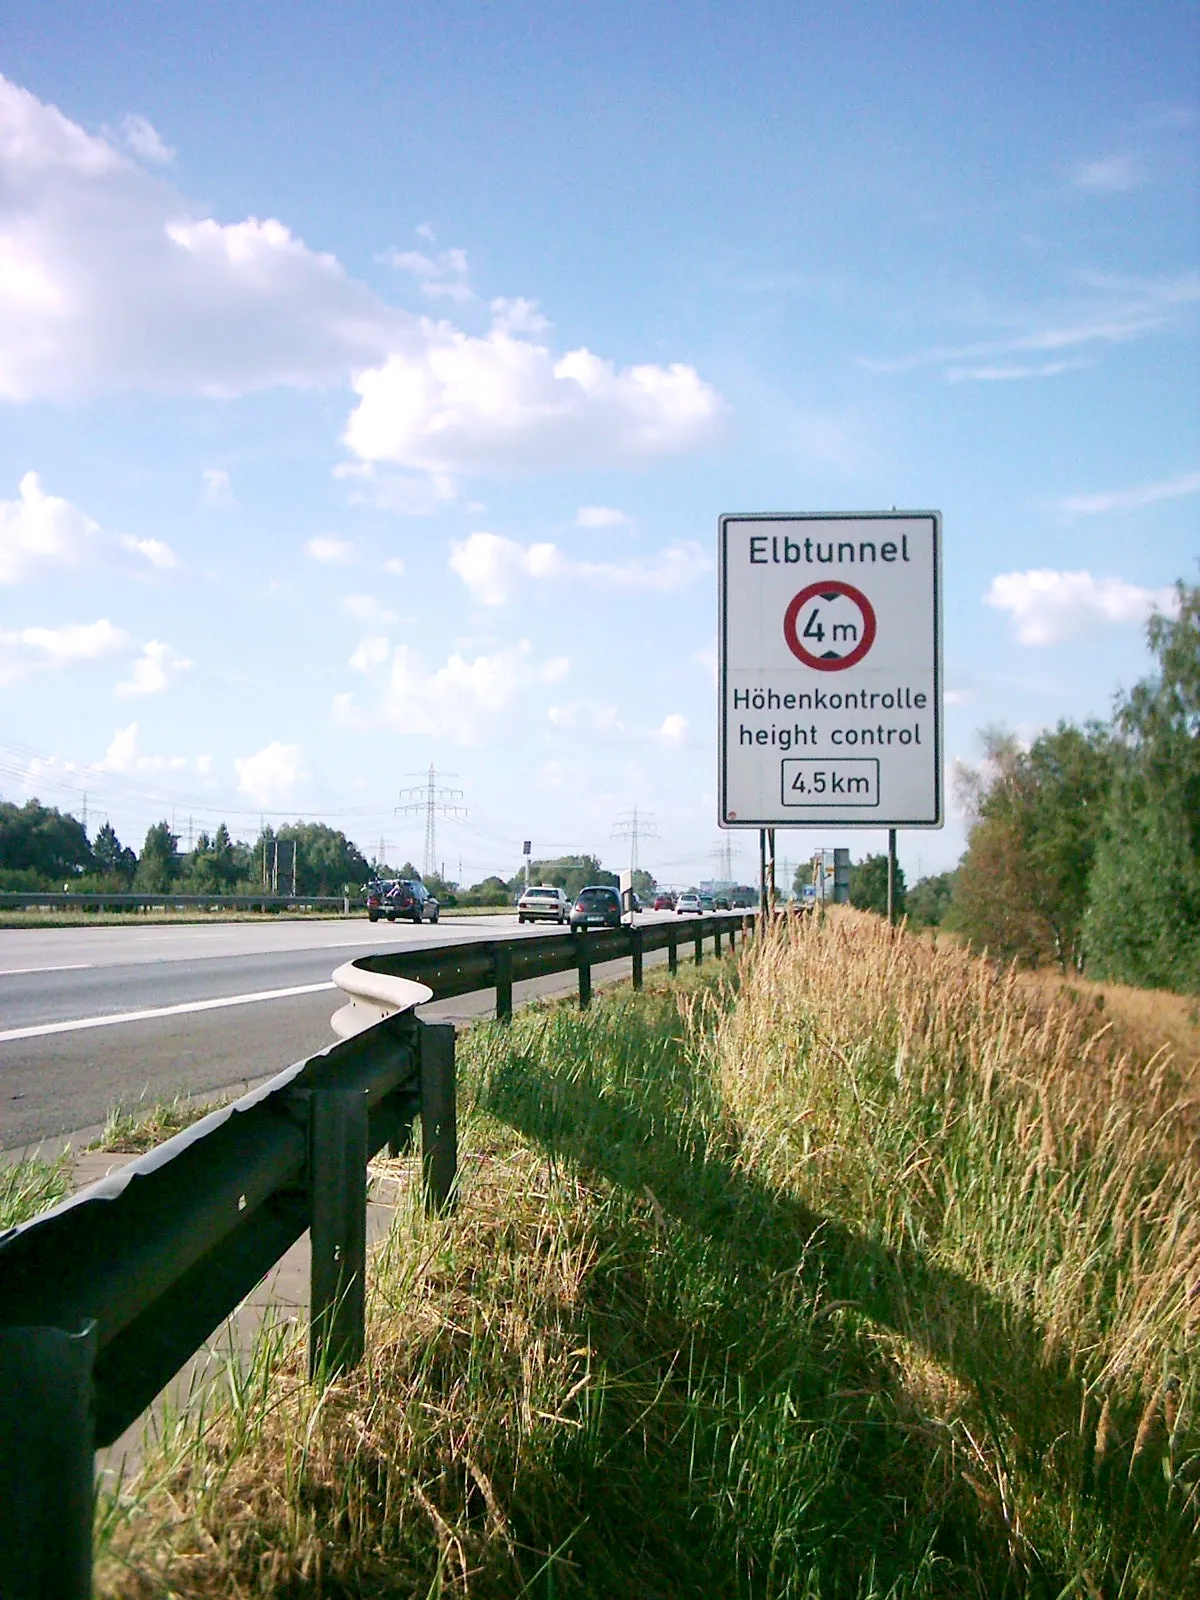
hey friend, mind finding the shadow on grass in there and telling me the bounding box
[473,1001,1192,1599]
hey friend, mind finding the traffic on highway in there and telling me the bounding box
[0,910,681,1153]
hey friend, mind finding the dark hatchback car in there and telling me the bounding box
[569,885,622,932]
[366,878,440,924]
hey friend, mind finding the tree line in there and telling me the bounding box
[843,580,1200,995]
[0,813,374,899]
[0,815,655,909]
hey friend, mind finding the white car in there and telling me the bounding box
[675,891,703,915]
[517,885,571,924]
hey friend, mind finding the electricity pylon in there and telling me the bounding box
[396,766,465,880]
[612,805,660,878]
[709,834,737,884]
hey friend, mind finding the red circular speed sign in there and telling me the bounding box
[783,581,877,671]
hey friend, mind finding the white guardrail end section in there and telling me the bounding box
[330,960,434,1039]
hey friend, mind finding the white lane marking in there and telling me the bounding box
[0,963,94,976]
[0,981,338,1043]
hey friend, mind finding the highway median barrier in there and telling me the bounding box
[0,911,751,1595]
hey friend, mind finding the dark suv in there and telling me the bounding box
[366,878,440,924]
[570,885,622,932]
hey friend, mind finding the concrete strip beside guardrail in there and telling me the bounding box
[331,960,433,1038]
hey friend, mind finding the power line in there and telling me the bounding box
[396,765,466,880]
[611,805,660,877]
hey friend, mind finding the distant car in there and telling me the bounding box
[570,885,622,932]
[653,892,676,911]
[517,884,571,924]
[367,877,439,924]
[713,891,731,910]
[698,892,715,912]
[675,891,702,915]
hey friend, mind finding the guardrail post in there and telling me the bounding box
[308,1086,369,1379]
[668,926,678,974]
[0,1318,96,1600]
[694,924,704,966]
[419,1021,457,1213]
[494,942,513,1022]
[577,936,592,1009]
[630,926,643,989]
[714,922,722,958]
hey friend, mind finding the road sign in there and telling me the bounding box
[719,511,942,829]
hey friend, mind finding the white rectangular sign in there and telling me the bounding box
[719,511,943,828]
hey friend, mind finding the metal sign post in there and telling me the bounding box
[719,511,943,869]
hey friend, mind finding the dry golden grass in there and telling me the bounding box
[94,917,1199,1597]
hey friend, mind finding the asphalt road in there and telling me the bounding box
[0,913,676,1152]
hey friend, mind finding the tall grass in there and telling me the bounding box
[0,1149,72,1229]
[95,914,1197,1597]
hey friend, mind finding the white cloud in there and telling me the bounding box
[381,556,406,576]
[304,535,355,563]
[119,533,178,569]
[120,113,174,165]
[343,327,724,477]
[862,273,1200,381]
[0,472,178,582]
[0,74,397,398]
[384,245,473,301]
[202,468,233,505]
[946,360,1087,383]
[449,533,565,605]
[449,530,709,606]
[349,634,391,673]
[659,713,688,745]
[115,639,192,697]
[234,741,307,805]
[1058,469,1200,518]
[4,76,729,486]
[1,75,725,478]
[334,638,569,744]
[490,296,549,335]
[340,593,397,625]
[1073,154,1141,194]
[576,505,629,528]
[98,721,192,775]
[0,618,129,684]
[984,569,1178,645]
[335,462,458,515]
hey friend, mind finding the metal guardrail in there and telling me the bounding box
[0,890,351,912]
[0,911,751,1597]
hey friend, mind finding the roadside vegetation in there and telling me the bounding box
[0,1149,73,1230]
[901,580,1200,995]
[93,911,1198,1597]
[87,1093,232,1154]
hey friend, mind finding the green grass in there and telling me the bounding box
[95,919,1198,1597]
[0,1150,72,1229]
[87,1093,231,1154]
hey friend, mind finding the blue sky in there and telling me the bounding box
[1,1,1196,887]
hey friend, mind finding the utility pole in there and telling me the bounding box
[397,766,466,881]
[612,805,660,881]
